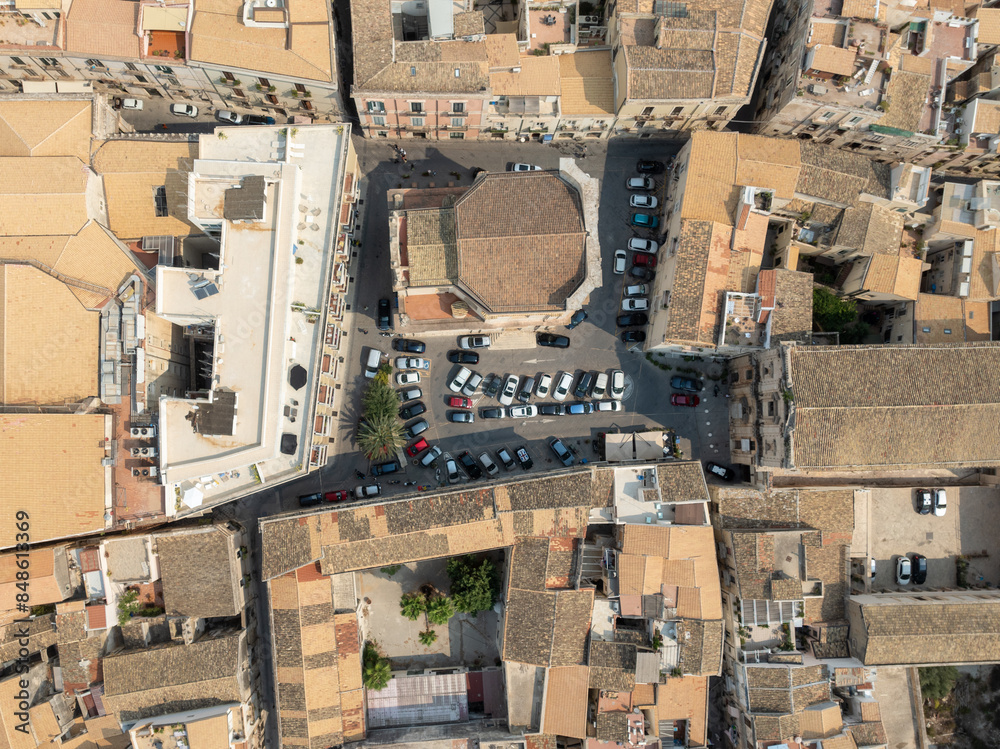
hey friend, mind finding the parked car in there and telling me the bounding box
[671,376,704,392]
[398,386,422,402]
[896,555,912,585]
[632,213,659,228]
[509,404,538,418]
[447,396,470,409]
[621,330,646,343]
[395,356,430,370]
[499,374,519,406]
[479,452,500,477]
[462,371,484,397]
[392,338,426,353]
[448,410,475,423]
[536,374,552,398]
[553,372,574,401]
[371,460,400,476]
[354,484,382,499]
[610,370,625,400]
[399,402,426,420]
[706,462,735,481]
[916,488,933,515]
[120,98,144,110]
[365,348,383,379]
[497,447,516,470]
[459,451,483,479]
[215,109,243,124]
[517,376,536,403]
[617,313,649,327]
[298,492,324,507]
[483,374,501,398]
[445,458,461,484]
[911,553,928,585]
[325,490,349,502]
[629,266,655,281]
[628,238,658,253]
[420,445,443,467]
[515,446,533,469]
[448,366,472,393]
[637,159,665,173]
[630,194,658,209]
[539,404,563,416]
[510,163,542,171]
[565,401,594,415]
[537,333,570,348]
[459,335,491,349]
[550,438,574,467]
[404,419,428,439]
[594,400,622,412]
[567,310,588,329]
[622,297,649,312]
[671,393,700,407]
[406,438,430,456]
[627,176,654,190]
[574,372,594,399]
[625,283,648,296]
[592,372,608,399]
[632,252,657,268]
[395,371,420,386]
[933,489,947,516]
[243,114,276,125]
[481,407,506,419]
[377,298,392,330]
[448,350,479,364]
[170,103,198,117]
[614,250,628,275]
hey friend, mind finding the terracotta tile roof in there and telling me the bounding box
[156,528,241,618]
[490,56,561,96]
[972,99,1000,134]
[789,343,1000,469]
[454,172,586,313]
[978,7,1000,44]
[66,0,141,59]
[806,45,857,76]
[558,50,615,115]
[676,618,723,676]
[655,461,710,502]
[454,10,485,36]
[405,208,458,285]
[589,640,637,691]
[657,675,708,745]
[861,254,922,299]
[799,703,845,739]
[0,99,92,162]
[510,537,552,591]
[484,33,519,68]
[796,143,892,205]
[834,203,904,256]
[809,20,845,46]
[0,156,89,237]
[542,666,589,738]
[914,295,991,343]
[767,269,814,345]
[878,70,932,132]
[841,0,881,19]
[503,588,593,666]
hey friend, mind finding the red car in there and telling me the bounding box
[632,251,657,268]
[448,396,472,409]
[325,490,349,502]
[406,437,430,456]
[670,393,700,407]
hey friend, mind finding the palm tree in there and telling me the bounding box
[363,379,398,420]
[363,655,392,690]
[400,593,426,621]
[357,412,405,461]
[419,629,438,646]
[426,595,455,626]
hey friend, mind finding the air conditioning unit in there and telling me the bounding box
[579,14,601,23]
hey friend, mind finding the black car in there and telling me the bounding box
[481,407,505,419]
[447,410,475,423]
[706,462,735,481]
[629,266,655,281]
[515,446,533,470]
[393,338,427,353]
[637,159,665,174]
[566,310,588,329]
[916,488,933,515]
[911,553,928,585]
[617,312,649,327]
[298,492,324,507]
[377,298,392,330]
[459,451,483,479]
[399,402,426,420]
[497,447,515,470]
[537,333,571,348]
[244,114,277,125]
[371,460,400,476]
[574,372,594,399]
[621,330,647,343]
[539,404,562,416]
[404,419,428,439]
[484,374,501,398]
[447,350,479,365]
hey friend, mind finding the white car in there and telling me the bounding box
[610,370,625,400]
[622,297,649,311]
[536,374,552,398]
[511,163,542,171]
[896,555,912,585]
[627,176,654,190]
[509,404,538,418]
[933,489,947,517]
[395,371,420,386]
[395,357,430,370]
[625,284,648,296]
[458,335,491,349]
[594,400,622,412]
[215,109,243,124]
[120,98,143,110]
[614,250,627,275]
[499,374,519,406]
[629,238,658,253]
[630,194,658,209]
[169,103,198,117]
[479,452,500,477]
[592,372,608,399]
[553,372,574,402]
[445,458,461,484]
[448,366,472,393]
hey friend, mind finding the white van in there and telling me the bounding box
[364,348,383,378]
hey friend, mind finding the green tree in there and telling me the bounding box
[375,362,393,385]
[363,642,392,691]
[919,666,959,703]
[419,629,438,646]
[363,378,399,420]
[400,593,427,621]
[813,287,857,331]
[426,595,455,626]
[357,412,405,461]
[447,555,498,614]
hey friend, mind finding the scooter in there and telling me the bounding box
[355,469,366,480]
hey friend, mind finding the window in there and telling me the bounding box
[449,132,465,139]
[85,59,104,68]
[821,111,835,119]
[944,328,952,334]
[451,117,464,127]
[411,117,424,126]
[454,68,460,77]
[671,106,683,115]
[295,83,307,93]
[377,131,388,138]
[410,102,423,113]
[641,106,654,116]
[134,74,147,83]
[10,57,25,66]
[969,310,975,319]
[222,70,234,80]
[714,105,726,115]
[372,115,386,126]
[452,102,465,113]
[767,402,774,416]
[154,65,173,74]
[38,57,60,67]
[849,116,863,124]
[897,335,903,341]
[258,77,270,86]
[745,369,753,380]
[153,186,168,217]
[367,100,385,113]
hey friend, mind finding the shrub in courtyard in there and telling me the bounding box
[426,595,455,626]
[447,555,498,615]
[419,629,438,646]
[363,642,392,691]
[919,666,959,703]
[399,593,426,621]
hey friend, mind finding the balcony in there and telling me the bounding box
[0,14,60,47]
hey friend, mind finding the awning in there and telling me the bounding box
[289,364,307,390]
[280,433,298,455]
[181,485,204,508]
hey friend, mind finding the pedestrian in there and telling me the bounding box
[431,170,437,176]
[363,304,369,311]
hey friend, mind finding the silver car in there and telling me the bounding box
[499,374,519,406]
[461,371,484,397]
[445,458,460,484]
[448,366,472,393]
[478,452,500,477]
